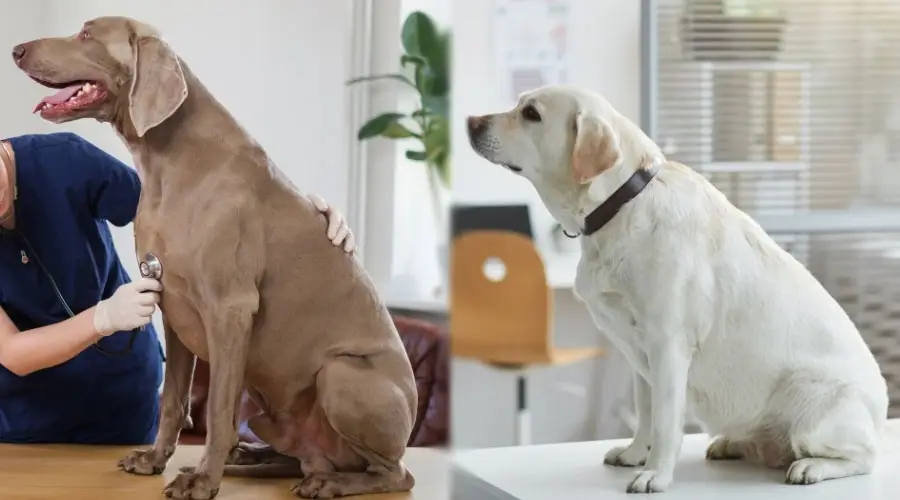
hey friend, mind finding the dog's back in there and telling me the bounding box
[597,161,888,436]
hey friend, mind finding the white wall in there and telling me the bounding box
[0,3,54,138]
[450,0,641,448]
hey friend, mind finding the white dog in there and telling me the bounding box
[466,85,889,493]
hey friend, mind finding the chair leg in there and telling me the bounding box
[515,374,531,446]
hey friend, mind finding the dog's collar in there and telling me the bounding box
[563,158,664,239]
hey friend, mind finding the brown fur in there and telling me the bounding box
[13,16,417,500]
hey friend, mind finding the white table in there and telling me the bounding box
[452,419,900,500]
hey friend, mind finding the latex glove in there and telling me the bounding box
[93,277,162,336]
[307,193,355,253]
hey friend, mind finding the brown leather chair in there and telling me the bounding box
[175,314,449,447]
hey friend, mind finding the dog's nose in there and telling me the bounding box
[11,44,27,65]
[467,115,489,140]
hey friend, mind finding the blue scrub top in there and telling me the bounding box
[0,132,163,444]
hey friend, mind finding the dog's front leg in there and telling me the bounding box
[164,297,256,500]
[606,368,652,467]
[119,320,196,475]
[627,339,690,494]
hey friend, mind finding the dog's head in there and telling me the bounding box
[466,85,627,186]
[12,16,188,138]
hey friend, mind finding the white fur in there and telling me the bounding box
[466,85,889,493]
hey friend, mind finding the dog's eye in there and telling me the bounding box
[521,105,541,123]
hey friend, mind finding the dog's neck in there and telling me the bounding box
[115,60,260,181]
[564,116,661,233]
[539,150,663,238]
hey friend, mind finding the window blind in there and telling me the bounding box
[648,0,900,417]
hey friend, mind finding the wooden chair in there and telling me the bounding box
[450,229,603,444]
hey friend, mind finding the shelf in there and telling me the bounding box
[691,60,811,73]
[754,209,900,234]
[697,161,808,174]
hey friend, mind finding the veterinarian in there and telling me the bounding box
[0,132,355,445]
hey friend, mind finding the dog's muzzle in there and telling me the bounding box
[466,115,490,149]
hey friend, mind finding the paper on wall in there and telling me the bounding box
[492,0,571,104]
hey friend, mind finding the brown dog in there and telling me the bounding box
[13,17,418,500]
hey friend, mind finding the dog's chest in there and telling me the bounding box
[133,203,211,359]
[574,254,650,373]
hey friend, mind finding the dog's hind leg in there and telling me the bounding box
[785,389,882,485]
[705,436,746,461]
[290,354,416,499]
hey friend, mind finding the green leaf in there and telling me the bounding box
[400,54,426,68]
[423,32,451,96]
[405,150,428,161]
[357,113,407,140]
[345,73,415,89]
[401,12,441,59]
[382,121,420,139]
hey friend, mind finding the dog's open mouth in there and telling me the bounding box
[30,77,108,119]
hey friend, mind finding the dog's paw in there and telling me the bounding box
[626,470,671,494]
[291,473,341,499]
[163,471,220,499]
[705,437,742,461]
[117,447,169,475]
[604,443,649,467]
[785,458,827,485]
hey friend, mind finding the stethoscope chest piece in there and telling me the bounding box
[140,252,163,280]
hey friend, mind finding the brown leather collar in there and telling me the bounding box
[574,158,663,238]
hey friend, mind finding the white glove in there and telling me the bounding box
[93,277,162,336]
[307,192,355,253]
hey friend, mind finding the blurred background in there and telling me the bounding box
[449,0,900,450]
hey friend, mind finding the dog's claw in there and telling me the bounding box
[705,437,742,461]
[604,443,650,467]
[626,470,671,494]
[118,448,168,475]
[785,458,826,485]
[163,471,219,500]
[292,474,341,499]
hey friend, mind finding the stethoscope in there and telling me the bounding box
[91,252,162,356]
[20,231,162,357]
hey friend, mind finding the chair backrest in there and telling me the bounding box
[450,229,553,366]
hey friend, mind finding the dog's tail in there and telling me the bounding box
[179,463,303,478]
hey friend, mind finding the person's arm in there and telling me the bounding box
[0,277,161,376]
[58,133,142,226]
[0,304,102,376]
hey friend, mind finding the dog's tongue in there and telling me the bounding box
[33,84,83,113]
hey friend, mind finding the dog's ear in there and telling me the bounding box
[571,111,621,183]
[129,36,188,138]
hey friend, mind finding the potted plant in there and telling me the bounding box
[347,10,451,231]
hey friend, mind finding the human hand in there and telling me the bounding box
[307,192,355,253]
[93,277,162,336]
